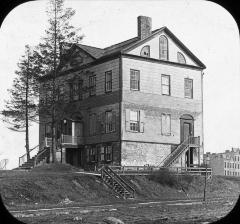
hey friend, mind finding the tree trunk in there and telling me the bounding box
[26,52,30,161]
[50,0,58,163]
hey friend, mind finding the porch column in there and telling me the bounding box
[198,147,201,166]
[72,122,75,137]
[62,148,66,164]
[188,148,190,167]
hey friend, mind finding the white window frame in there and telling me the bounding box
[159,35,168,60]
[105,71,112,93]
[130,69,140,91]
[89,75,96,96]
[184,78,193,99]
[161,74,170,96]
[130,110,140,132]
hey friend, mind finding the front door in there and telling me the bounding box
[183,122,191,141]
[180,115,194,167]
[180,116,194,143]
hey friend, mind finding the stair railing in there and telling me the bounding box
[34,147,50,167]
[18,145,39,167]
[101,168,129,199]
[159,136,191,167]
[102,166,135,198]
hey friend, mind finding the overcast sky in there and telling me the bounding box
[0,0,239,169]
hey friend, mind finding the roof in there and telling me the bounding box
[74,27,205,69]
[75,44,104,59]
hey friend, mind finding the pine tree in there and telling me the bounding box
[36,0,84,162]
[1,45,38,160]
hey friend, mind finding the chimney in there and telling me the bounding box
[138,16,152,40]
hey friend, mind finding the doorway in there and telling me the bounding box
[66,148,83,167]
[180,114,194,167]
[180,114,194,142]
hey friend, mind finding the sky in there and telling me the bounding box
[0,0,240,169]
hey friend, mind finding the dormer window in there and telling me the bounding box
[140,45,150,57]
[159,35,168,60]
[177,52,186,64]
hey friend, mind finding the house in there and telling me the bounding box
[39,16,206,170]
[204,148,240,176]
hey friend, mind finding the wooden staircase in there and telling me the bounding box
[16,145,50,170]
[160,136,200,167]
[101,166,135,199]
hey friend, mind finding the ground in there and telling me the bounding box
[0,163,239,223]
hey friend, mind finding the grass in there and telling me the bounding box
[0,164,240,209]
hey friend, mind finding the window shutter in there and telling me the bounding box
[125,109,130,131]
[140,110,145,133]
[112,111,116,132]
[97,114,102,134]
[101,112,105,134]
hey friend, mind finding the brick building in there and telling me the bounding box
[204,148,240,176]
[39,16,206,170]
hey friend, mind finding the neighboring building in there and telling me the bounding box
[39,16,206,170]
[204,148,240,176]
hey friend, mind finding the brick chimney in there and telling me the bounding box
[138,16,152,40]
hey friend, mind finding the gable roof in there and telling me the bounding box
[66,27,206,70]
[76,44,105,59]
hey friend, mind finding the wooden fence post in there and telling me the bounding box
[203,166,207,201]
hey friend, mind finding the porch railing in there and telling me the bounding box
[188,136,200,146]
[109,165,212,177]
[44,137,52,147]
[18,145,39,167]
[61,134,84,145]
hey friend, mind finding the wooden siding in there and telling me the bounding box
[128,30,197,66]
[121,57,203,146]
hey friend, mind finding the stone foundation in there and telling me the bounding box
[121,141,171,166]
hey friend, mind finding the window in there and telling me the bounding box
[161,75,170,95]
[78,81,83,100]
[161,114,171,135]
[89,146,97,162]
[57,85,64,101]
[140,45,150,57]
[130,69,140,91]
[130,110,140,132]
[105,145,112,161]
[45,123,51,138]
[89,75,96,96]
[224,162,226,168]
[177,52,186,64]
[159,35,168,60]
[184,78,193,98]
[100,146,105,162]
[89,114,97,136]
[105,111,116,133]
[105,71,112,92]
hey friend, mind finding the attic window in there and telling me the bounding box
[159,35,168,60]
[177,52,186,64]
[140,45,150,57]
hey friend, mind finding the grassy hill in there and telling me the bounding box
[0,163,239,210]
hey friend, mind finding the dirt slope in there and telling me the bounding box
[0,163,239,209]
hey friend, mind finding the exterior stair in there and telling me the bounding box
[100,165,135,199]
[17,156,36,170]
[16,146,50,170]
[160,136,200,167]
